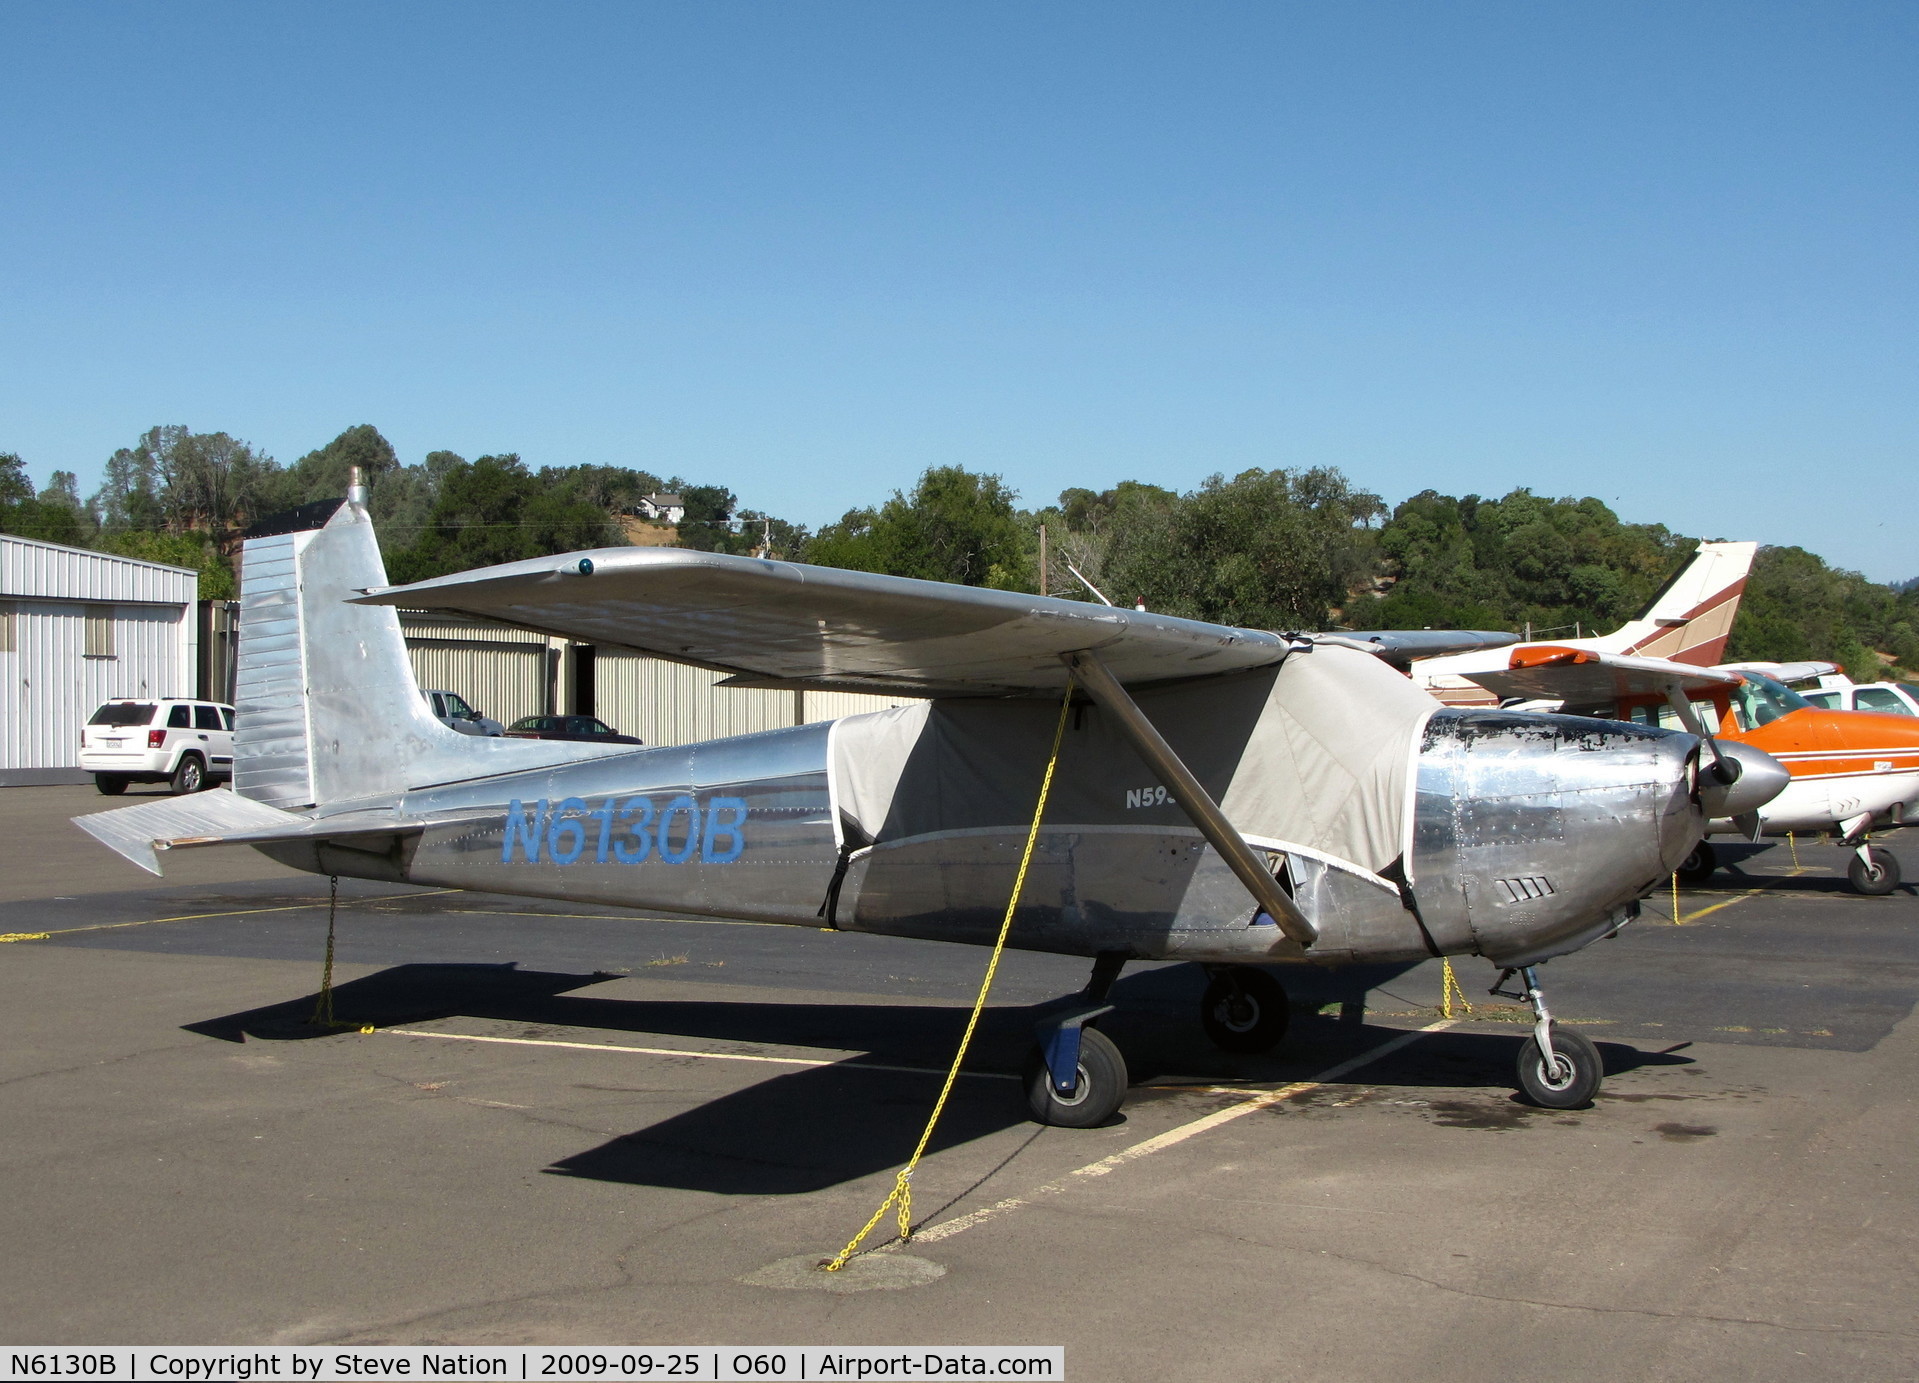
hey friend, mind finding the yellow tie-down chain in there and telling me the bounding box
[824,681,1075,1272]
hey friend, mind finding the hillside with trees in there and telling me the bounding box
[4,427,1913,679]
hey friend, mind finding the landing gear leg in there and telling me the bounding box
[1495,965,1602,1109]
[1023,952,1130,1128]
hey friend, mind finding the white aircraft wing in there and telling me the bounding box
[356,548,1517,696]
[1460,645,1743,712]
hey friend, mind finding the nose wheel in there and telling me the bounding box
[1848,844,1901,896]
[1199,966,1292,1053]
[1675,841,1718,886]
[1494,966,1602,1109]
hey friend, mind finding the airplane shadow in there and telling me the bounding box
[183,960,1693,1196]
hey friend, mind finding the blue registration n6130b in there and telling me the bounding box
[501,796,749,866]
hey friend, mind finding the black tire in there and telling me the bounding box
[170,753,207,795]
[1848,847,1901,896]
[94,774,129,796]
[1516,1024,1602,1109]
[1675,841,1718,887]
[1200,967,1292,1053]
[1023,1026,1128,1128]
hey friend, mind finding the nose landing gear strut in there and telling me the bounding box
[1493,966,1603,1109]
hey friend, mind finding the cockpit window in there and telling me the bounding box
[1730,672,1812,730]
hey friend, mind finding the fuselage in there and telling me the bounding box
[260,698,1707,973]
[1711,707,1919,835]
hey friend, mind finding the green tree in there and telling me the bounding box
[807,466,1032,589]
[1098,468,1385,628]
[383,454,622,584]
[0,453,88,545]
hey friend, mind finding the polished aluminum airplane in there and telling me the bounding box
[77,473,1787,1121]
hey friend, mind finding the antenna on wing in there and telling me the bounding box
[1064,562,1115,606]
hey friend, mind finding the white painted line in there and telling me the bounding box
[908,1019,1457,1246]
[380,1027,1019,1079]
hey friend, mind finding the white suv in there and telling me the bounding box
[79,698,236,795]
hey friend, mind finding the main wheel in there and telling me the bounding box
[1848,847,1901,896]
[94,774,129,796]
[1516,1024,1602,1109]
[170,753,206,795]
[1200,967,1292,1053]
[1675,841,1718,887]
[1023,1026,1128,1128]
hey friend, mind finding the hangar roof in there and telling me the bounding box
[0,532,199,604]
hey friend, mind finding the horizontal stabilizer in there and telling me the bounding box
[73,790,306,876]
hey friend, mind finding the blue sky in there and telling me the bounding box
[2,3,1913,580]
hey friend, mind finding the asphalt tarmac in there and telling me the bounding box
[3,784,1917,1379]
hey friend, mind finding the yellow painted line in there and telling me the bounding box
[908,1019,1456,1246]
[0,889,458,940]
[379,1026,1019,1080]
[1666,866,1810,925]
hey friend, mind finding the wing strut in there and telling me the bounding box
[1061,649,1318,948]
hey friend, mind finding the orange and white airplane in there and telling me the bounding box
[1451,650,1918,895]
[1410,540,1758,707]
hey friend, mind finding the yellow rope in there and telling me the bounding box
[1671,871,1683,925]
[824,682,1075,1272]
[1787,830,1800,870]
[1439,957,1474,1019]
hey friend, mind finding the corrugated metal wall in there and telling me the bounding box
[593,652,905,745]
[391,610,905,745]
[1,535,198,778]
[399,612,551,728]
[0,599,190,772]
[2,533,197,606]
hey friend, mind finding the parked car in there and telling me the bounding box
[79,698,235,795]
[422,688,505,736]
[1800,682,1919,716]
[503,714,644,745]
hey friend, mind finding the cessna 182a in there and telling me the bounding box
[75,474,1787,1122]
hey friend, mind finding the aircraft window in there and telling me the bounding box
[1650,700,1719,732]
[1730,673,1812,730]
[1857,687,1912,715]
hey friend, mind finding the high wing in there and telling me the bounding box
[355,547,1515,696]
[1460,644,1742,712]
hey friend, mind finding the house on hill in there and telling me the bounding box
[633,493,685,525]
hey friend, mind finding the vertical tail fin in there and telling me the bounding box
[232,474,621,810]
[1585,540,1758,666]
